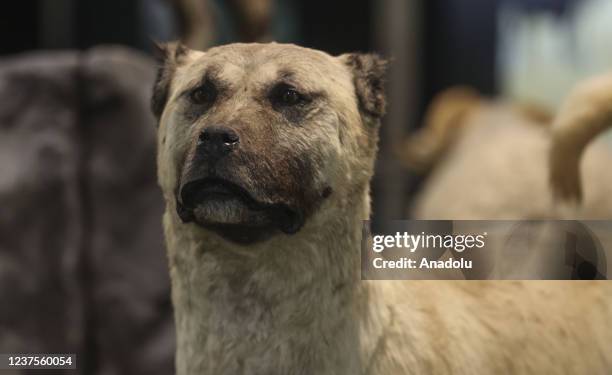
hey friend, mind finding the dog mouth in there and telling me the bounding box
[180,178,253,209]
[177,177,304,236]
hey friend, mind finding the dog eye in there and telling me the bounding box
[271,84,306,107]
[189,83,217,105]
[281,88,301,105]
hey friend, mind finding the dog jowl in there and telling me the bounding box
[152,42,386,244]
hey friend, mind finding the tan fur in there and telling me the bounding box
[515,101,554,126]
[550,72,612,203]
[411,100,612,220]
[397,87,553,174]
[407,84,612,372]
[155,43,612,375]
[396,87,481,172]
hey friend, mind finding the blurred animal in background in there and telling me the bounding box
[400,84,612,220]
[549,71,612,205]
[395,87,483,173]
[171,0,216,49]
[0,47,174,375]
[396,86,552,173]
[170,0,273,50]
[397,81,612,279]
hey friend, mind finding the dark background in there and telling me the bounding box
[0,0,506,223]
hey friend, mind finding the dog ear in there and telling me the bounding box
[151,41,189,120]
[339,53,388,120]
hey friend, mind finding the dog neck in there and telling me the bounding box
[164,188,381,374]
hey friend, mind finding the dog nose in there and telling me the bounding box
[198,126,240,158]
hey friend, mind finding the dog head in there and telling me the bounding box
[153,42,386,244]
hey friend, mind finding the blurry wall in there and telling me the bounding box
[422,0,498,101]
[498,0,612,110]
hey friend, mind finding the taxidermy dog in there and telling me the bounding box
[152,42,612,374]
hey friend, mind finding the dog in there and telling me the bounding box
[404,85,612,220]
[152,42,612,374]
[396,86,552,174]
